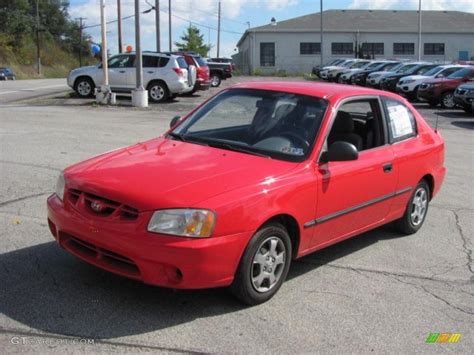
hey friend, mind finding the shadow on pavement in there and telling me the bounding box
[1,224,400,339]
[451,120,474,129]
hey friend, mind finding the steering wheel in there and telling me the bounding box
[279,132,310,149]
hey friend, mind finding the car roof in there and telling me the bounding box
[232,81,399,101]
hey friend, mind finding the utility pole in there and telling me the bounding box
[132,0,148,107]
[117,0,123,53]
[76,17,87,67]
[417,0,422,61]
[320,0,323,65]
[217,0,221,57]
[100,0,108,86]
[155,0,160,52]
[168,0,172,51]
[35,0,41,75]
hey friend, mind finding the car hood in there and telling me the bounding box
[64,137,298,211]
[458,83,474,90]
[401,74,431,81]
[71,65,98,74]
[342,68,364,74]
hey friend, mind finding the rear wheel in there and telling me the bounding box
[428,100,438,107]
[440,91,455,109]
[210,74,221,87]
[74,77,95,98]
[395,180,430,235]
[230,223,292,305]
[148,81,169,103]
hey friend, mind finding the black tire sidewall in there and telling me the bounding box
[148,82,169,103]
[211,74,221,87]
[75,78,94,98]
[231,223,292,305]
[403,181,430,233]
[441,92,454,109]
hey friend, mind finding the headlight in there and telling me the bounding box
[148,209,216,238]
[55,172,65,201]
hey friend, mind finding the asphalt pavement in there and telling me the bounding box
[0,79,68,104]
[0,77,473,353]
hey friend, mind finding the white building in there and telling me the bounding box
[234,10,474,74]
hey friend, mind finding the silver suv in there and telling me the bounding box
[67,52,196,103]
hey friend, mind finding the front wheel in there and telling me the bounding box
[395,180,430,235]
[75,77,95,98]
[230,223,292,305]
[440,91,455,109]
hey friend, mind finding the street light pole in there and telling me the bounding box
[417,0,422,61]
[117,0,123,53]
[132,0,148,107]
[168,0,172,51]
[100,0,108,86]
[155,0,160,52]
[36,0,41,75]
[320,0,323,66]
[217,0,221,58]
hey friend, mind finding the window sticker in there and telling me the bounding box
[281,147,305,156]
[388,105,414,138]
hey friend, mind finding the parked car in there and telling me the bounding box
[418,67,474,108]
[209,57,235,71]
[351,61,400,86]
[170,51,211,93]
[366,62,424,88]
[48,81,446,305]
[338,61,385,84]
[454,83,474,113]
[206,59,232,87]
[68,52,195,103]
[327,60,370,82]
[312,59,344,77]
[380,64,439,93]
[0,67,16,80]
[320,59,358,80]
[396,65,466,101]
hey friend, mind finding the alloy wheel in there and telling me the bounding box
[77,81,91,96]
[150,85,165,101]
[251,236,286,293]
[442,93,455,108]
[410,187,428,226]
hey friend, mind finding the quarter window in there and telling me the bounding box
[393,43,414,55]
[108,55,134,68]
[260,43,275,67]
[424,43,445,55]
[331,42,353,55]
[300,42,321,55]
[383,98,417,143]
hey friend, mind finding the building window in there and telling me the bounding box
[260,42,275,67]
[424,43,445,55]
[331,42,353,55]
[393,43,414,55]
[300,42,321,55]
[361,43,384,56]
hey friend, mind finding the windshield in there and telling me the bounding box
[350,61,369,68]
[390,63,405,72]
[365,62,383,70]
[423,66,443,76]
[171,89,328,162]
[382,62,400,71]
[447,67,470,79]
[342,61,355,67]
[415,65,436,75]
[396,64,417,73]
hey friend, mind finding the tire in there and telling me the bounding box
[410,86,420,102]
[230,222,292,305]
[210,74,221,87]
[74,77,95,98]
[428,100,438,107]
[440,91,455,109]
[395,180,430,235]
[147,81,169,103]
[462,106,473,114]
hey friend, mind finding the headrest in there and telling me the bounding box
[332,111,353,133]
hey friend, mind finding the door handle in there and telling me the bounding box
[119,70,126,73]
[383,163,393,173]
[147,71,154,74]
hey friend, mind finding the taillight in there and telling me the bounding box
[172,67,184,77]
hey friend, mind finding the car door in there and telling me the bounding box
[309,97,398,249]
[141,55,161,87]
[108,54,135,91]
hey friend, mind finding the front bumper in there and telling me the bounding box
[47,194,249,289]
[454,94,474,108]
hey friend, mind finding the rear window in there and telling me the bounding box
[195,56,207,66]
[177,57,188,68]
[383,98,417,143]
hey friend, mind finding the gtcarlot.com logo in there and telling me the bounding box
[10,336,95,346]
[426,333,462,344]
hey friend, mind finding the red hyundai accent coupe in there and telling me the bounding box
[47,82,445,305]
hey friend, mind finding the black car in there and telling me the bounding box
[351,62,400,86]
[0,67,16,80]
[454,83,474,114]
[380,64,439,93]
[206,59,233,87]
[210,57,235,71]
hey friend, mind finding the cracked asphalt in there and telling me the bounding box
[0,77,473,353]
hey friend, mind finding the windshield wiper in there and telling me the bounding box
[167,132,187,142]
[204,140,272,159]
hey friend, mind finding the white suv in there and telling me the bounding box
[67,52,196,103]
[396,64,466,100]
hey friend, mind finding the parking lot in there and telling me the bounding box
[0,76,473,353]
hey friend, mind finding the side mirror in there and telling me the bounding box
[320,141,358,163]
[170,116,181,128]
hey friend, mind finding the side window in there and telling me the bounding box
[383,98,417,143]
[159,57,170,67]
[108,55,134,68]
[143,56,159,67]
[327,99,385,152]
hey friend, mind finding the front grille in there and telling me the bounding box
[60,232,141,279]
[67,189,139,221]
[419,84,428,89]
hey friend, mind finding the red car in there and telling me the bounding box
[47,82,445,305]
[170,51,211,93]
[417,67,474,108]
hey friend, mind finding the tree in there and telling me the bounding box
[175,25,210,57]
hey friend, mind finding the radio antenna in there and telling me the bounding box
[434,111,439,133]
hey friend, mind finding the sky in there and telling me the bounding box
[69,0,474,58]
